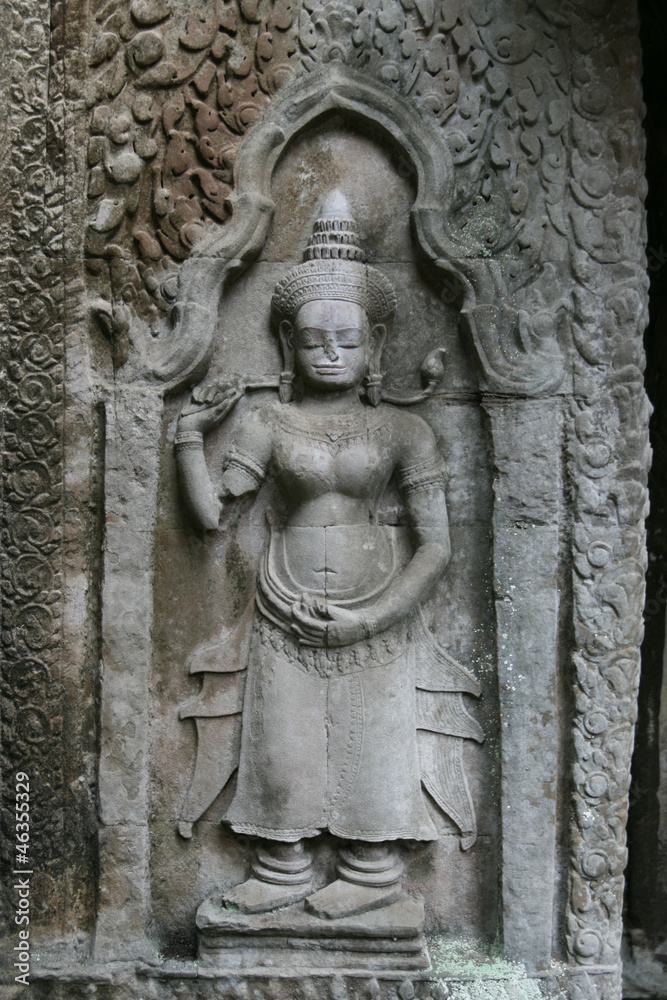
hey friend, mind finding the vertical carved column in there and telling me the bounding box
[484,397,563,971]
[94,388,162,959]
[0,0,70,935]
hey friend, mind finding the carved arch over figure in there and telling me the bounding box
[136,62,562,395]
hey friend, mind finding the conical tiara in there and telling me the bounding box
[272,191,397,326]
[303,190,365,262]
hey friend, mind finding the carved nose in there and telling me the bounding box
[323,337,339,361]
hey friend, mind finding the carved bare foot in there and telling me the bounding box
[223,877,312,914]
[306,841,403,919]
[223,839,313,913]
[305,879,401,919]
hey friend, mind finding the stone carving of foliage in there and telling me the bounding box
[562,3,649,995]
[0,0,68,927]
[85,0,299,330]
[84,0,579,343]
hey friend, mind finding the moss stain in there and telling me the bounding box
[426,938,569,1000]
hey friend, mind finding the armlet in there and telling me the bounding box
[222,446,266,492]
[397,455,447,498]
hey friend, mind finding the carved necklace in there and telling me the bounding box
[274,406,391,456]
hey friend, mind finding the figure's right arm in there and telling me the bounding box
[175,434,223,530]
[175,389,271,530]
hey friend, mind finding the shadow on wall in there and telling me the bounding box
[624,1,667,996]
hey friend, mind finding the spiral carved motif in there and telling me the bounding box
[85,0,587,347]
[0,0,66,927]
[564,7,649,998]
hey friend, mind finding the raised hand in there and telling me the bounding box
[178,381,244,436]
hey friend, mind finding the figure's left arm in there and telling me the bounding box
[318,415,450,647]
[365,416,450,630]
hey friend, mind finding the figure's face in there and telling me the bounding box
[290,299,372,392]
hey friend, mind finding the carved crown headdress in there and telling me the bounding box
[271,190,397,327]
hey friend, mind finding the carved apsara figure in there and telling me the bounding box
[175,192,482,918]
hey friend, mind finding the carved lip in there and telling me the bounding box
[313,365,347,374]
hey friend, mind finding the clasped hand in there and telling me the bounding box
[290,595,370,648]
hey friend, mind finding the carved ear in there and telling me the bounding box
[278,320,295,403]
[366,324,387,407]
[278,320,294,361]
[369,323,387,369]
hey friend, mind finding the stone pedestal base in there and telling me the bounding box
[196,892,428,971]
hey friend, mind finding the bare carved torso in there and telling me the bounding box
[224,401,436,601]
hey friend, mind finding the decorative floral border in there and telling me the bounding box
[0,0,66,926]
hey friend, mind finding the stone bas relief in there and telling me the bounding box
[0,0,652,998]
[174,193,483,959]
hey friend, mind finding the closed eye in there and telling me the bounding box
[336,328,363,348]
[299,327,363,349]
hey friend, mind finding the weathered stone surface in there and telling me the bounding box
[0,1,652,999]
[197,892,427,970]
[305,882,404,922]
[485,398,562,970]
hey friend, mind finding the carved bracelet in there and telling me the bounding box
[361,614,379,640]
[174,430,204,447]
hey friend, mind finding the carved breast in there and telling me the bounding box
[264,406,402,601]
[270,407,394,505]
